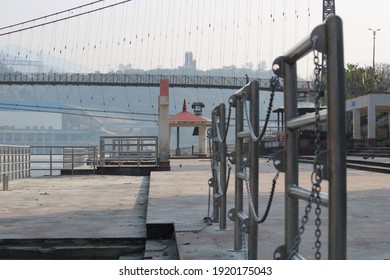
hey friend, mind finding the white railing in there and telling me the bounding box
[0,144,31,190]
[30,145,98,176]
[99,136,158,167]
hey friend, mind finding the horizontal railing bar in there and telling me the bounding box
[236,211,249,223]
[286,110,327,130]
[282,20,325,64]
[290,252,306,260]
[234,82,251,96]
[237,131,250,138]
[288,184,329,207]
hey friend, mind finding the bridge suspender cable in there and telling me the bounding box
[0,0,105,32]
[0,0,134,37]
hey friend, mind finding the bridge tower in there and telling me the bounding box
[322,1,336,75]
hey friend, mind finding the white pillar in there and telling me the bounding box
[388,112,390,139]
[158,80,170,166]
[198,124,207,156]
[352,109,361,139]
[367,101,376,140]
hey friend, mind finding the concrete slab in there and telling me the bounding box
[147,158,390,260]
[0,175,149,239]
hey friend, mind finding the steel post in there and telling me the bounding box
[283,61,300,256]
[233,95,244,251]
[247,81,260,260]
[219,103,227,230]
[326,16,346,260]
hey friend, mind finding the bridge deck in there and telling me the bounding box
[0,73,312,90]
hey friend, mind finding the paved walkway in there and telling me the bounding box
[147,158,390,260]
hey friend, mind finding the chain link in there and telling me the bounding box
[242,77,278,142]
[213,104,232,143]
[209,104,233,196]
[242,163,279,224]
[288,39,323,260]
[241,226,248,260]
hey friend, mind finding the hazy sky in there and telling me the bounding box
[0,0,389,76]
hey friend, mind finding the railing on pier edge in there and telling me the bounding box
[30,145,98,176]
[0,144,30,190]
[99,136,158,167]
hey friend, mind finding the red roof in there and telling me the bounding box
[170,99,208,124]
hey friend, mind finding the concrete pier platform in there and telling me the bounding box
[146,159,390,260]
[0,175,148,259]
[0,158,389,260]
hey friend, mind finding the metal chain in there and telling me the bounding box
[207,134,215,221]
[146,135,218,253]
[288,39,323,260]
[212,104,232,143]
[242,163,279,224]
[242,77,278,142]
[241,226,248,260]
[312,41,323,260]
[144,233,176,253]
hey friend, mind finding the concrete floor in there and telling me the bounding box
[147,158,390,260]
[0,175,149,240]
[1,158,389,260]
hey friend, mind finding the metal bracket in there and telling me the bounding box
[228,208,236,222]
[228,208,249,228]
[273,244,286,260]
[228,151,235,165]
[208,178,215,188]
[214,193,221,207]
[311,24,327,54]
[273,150,285,172]
[228,95,237,108]
[314,150,329,180]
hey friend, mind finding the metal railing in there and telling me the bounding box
[209,103,228,230]
[228,80,260,260]
[272,15,346,260]
[30,145,97,176]
[0,144,30,190]
[99,136,158,167]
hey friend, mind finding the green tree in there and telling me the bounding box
[345,63,390,99]
[345,63,374,98]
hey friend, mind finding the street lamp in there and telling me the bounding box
[368,28,380,70]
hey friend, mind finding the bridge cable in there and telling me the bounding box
[0,0,105,32]
[0,0,134,37]
[0,105,157,122]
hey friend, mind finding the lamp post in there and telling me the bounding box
[368,28,380,70]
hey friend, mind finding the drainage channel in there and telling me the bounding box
[0,230,179,260]
[0,238,146,260]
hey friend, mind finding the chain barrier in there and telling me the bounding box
[209,103,233,196]
[212,104,232,143]
[207,134,216,220]
[144,234,176,253]
[241,226,248,260]
[287,39,323,260]
[242,76,279,142]
[242,161,279,224]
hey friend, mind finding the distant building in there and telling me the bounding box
[178,52,196,74]
[0,106,97,146]
[0,111,62,130]
[184,52,196,69]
